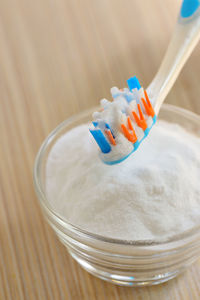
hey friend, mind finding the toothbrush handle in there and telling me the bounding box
[147,0,200,114]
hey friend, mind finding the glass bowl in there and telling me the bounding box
[33,104,200,286]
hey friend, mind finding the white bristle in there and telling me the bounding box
[111,87,120,97]
[128,99,137,113]
[132,88,141,103]
[100,98,110,109]
[147,117,153,128]
[93,112,101,120]
[135,126,145,141]
[138,87,145,99]
[95,119,105,130]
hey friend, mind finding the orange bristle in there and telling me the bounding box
[132,104,148,131]
[121,118,137,143]
[127,116,133,131]
[105,129,116,146]
[142,90,155,117]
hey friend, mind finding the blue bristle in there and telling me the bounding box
[127,76,141,91]
[93,121,115,138]
[89,129,111,153]
[180,0,200,18]
[92,121,98,127]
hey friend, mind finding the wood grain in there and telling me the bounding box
[0,0,200,299]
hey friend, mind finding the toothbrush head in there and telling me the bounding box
[89,76,156,165]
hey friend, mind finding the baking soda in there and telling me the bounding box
[46,120,200,241]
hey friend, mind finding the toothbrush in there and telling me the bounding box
[90,0,200,165]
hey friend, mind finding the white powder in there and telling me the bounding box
[46,120,200,242]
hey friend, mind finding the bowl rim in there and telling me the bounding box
[33,104,200,247]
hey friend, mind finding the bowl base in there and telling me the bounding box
[69,250,183,287]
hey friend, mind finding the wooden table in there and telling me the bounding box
[0,0,200,299]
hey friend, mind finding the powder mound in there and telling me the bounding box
[46,120,200,242]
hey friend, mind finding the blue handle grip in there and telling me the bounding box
[180,0,200,18]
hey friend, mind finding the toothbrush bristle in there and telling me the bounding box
[132,104,148,131]
[141,90,155,117]
[89,76,156,164]
[105,129,116,146]
[127,76,141,90]
[121,120,137,143]
[89,128,111,154]
[127,116,133,131]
